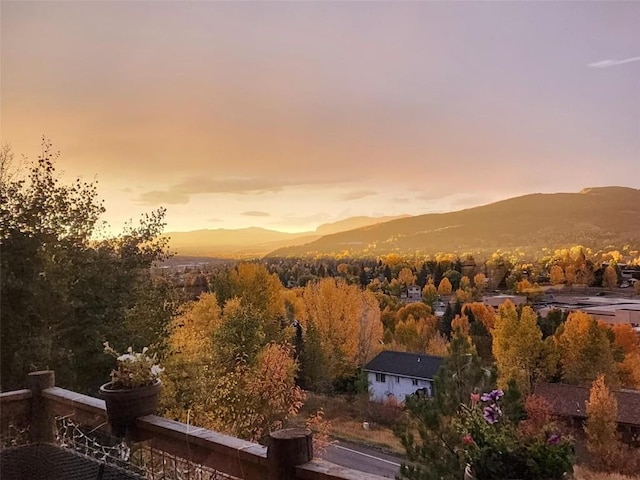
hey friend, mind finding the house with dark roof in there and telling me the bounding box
[535,382,640,444]
[363,351,444,403]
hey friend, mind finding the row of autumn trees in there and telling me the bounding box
[161,265,383,440]
[261,247,640,294]
[491,301,640,394]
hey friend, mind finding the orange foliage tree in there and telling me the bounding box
[463,302,496,331]
[438,277,452,296]
[611,324,640,388]
[549,265,565,285]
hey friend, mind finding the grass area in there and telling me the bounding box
[294,392,405,455]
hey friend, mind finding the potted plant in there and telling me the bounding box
[100,342,164,437]
[458,389,574,480]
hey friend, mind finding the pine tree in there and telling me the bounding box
[396,331,493,480]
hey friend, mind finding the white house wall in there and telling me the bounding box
[367,372,433,403]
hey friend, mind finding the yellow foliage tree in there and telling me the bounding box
[451,314,470,337]
[564,264,577,285]
[384,253,403,267]
[162,293,305,442]
[396,302,433,324]
[556,311,618,386]
[357,289,385,367]
[161,293,221,422]
[392,304,437,353]
[426,331,450,357]
[455,288,471,303]
[422,278,438,305]
[492,301,543,394]
[398,267,416,286]
[301,278,382,384]
[603,265,617,289]
[585,375,620,470]
[473,272,487,292]
[437,277,452,296]
[221,262,285,343]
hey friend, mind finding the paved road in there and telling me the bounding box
[322,440,403,478]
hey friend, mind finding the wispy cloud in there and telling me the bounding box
[588,56,640,68]
[138,177,307,205]
[242,211,270,217]
[341,190,377,201]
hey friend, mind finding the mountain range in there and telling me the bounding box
[165,187,640,259]
[164,215,408,257]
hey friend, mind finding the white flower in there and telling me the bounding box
[117,353,136,362]
[150,365,164,377]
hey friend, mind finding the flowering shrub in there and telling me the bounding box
[458,389,573,480]
[103,342,163,389]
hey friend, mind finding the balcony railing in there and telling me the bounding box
[1,371,388,480]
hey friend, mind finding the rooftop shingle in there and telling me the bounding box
[363,351,443,380]
[535,382,640,427]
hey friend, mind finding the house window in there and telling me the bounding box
[396,376,400,383]
[412,379,419,386]
[375,373,386,383]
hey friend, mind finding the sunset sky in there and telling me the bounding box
[2,1,639,234]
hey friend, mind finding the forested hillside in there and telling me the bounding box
[269,187,640,257]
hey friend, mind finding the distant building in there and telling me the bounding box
[483,294,527,310]
[363,351,443,403]
[538,296,640,326]
[535,382,640,444]
[406,285,422,303]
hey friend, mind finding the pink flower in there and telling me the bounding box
[462,434,475,445]
[470,393,480,404]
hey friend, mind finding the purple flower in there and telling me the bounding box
[481,389,504,403]
[547,434,560,445]
[483,405,502,424]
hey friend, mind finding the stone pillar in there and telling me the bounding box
[28,370,56,443]
[267,428,313,480]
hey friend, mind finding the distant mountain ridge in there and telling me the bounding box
[164,215,409,257]
[267,187,640,258]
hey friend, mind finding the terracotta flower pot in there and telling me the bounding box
[99,379,162,437]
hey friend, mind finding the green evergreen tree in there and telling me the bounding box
[396,330,494,480]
